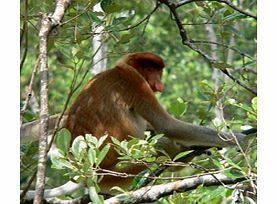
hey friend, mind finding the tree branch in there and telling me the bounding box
[34,13,51,204]
[24,181,86,200]
[191,39,253,60]
[159,0,257,96]
[104,173,246,204]
[33,1,72,203]
[22,173,247,204]
[118,1,160,32]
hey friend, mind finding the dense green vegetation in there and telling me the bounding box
[20,0,257,203]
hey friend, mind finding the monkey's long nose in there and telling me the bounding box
[154,82,164,92]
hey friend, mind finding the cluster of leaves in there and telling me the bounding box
[50,126,256,203]
[51,129,110,203]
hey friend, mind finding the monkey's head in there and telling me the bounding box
[123,52,165,92]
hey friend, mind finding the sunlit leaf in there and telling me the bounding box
[88,148,96,165]
[111,136,121,146]
[97,135,108,148]
[55,128,71,154]
[173,150,193,161]
[51,154,74,170]
[71,136,87,161]
[85,134,98,146]
[96,144,110,166]
[88,186,103,204]
[251,97,257,111]
[211,158,222,168]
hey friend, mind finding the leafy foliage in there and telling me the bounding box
[51,133,111,203]
[20,0,257,203]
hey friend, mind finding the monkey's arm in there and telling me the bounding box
[117,65,250,148]
[141,104,248,148]
[163,118,247,147]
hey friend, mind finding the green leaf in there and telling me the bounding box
[223,12,247,22]
[50,154,63,169]
[225,158,242,170]
[57,159,75,170]
[111,136,121,147]
[211,158,222,168]
[223,168,244,179]
[88,186,104,204]
[71,136,87,160]
[100,0,122,14]
[170,98,188,117]
[96,144,110,166]
[118,33,135,44]
[213,62,233,70]
[97,135,108,148]
[51,153,74,170]
[148,134,163,145]
[88,148,96,165]
[86,177,95,187]
[100,0,112,12]
[210,2,224,10]
[200,186,227,203]
[132,169,151,189]
[74,50,84,59]
[55,128,71,154]
[251,97,257,112]
[173,150,193,161]
[48,37,55,51]
[243,60,257,67]
[88,12,103,24]
[85,134,97,146]
[110,186,126,193]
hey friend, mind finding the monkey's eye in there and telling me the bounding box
[145,67,154,72]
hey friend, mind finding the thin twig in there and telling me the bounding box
[72,44,104,92]
[20,0,29,73]
[222,69,257,95]
[20,0,28,45]
[61,2,93,26]
[217,103,257,194]
[81,1,160,38]
[117,2,160,32]
[177,0,257,20]
[159,0,256,95]
[191,40,253,59]
[20,58,39,125]
[20,171,37,201]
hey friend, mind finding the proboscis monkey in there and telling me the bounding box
[21,52,252,196]
[64,52,249,192]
